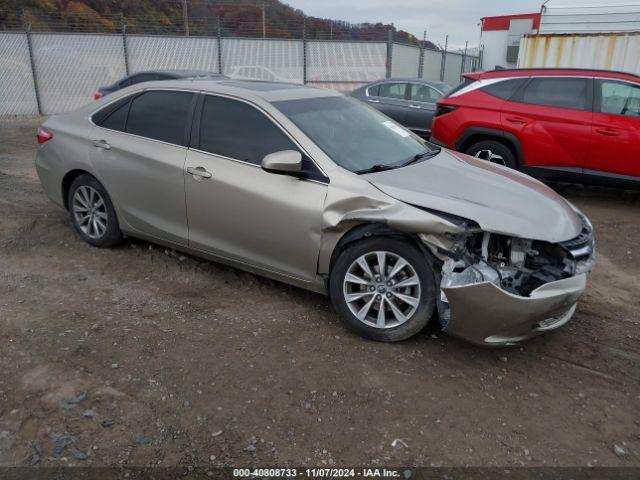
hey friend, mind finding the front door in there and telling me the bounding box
[587,78,640,178]
[184,94,327,284]
[369,82,409,125]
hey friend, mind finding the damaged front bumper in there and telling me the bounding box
[421,211,595,347]
[441,274,586,346]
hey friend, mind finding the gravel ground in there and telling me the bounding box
[0,117,639,468]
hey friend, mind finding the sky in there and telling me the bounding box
[283,0,543,49]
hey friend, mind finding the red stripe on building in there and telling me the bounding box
[481,13,541,31]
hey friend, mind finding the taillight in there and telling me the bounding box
[94,92,103,100]
[435,104,458,117]
[37,127,53,144]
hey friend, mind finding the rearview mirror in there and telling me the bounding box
[261,150,302,173]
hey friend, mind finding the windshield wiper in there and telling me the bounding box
[354,164,397,175]
[355,148,441,175]
[401,148,441,167]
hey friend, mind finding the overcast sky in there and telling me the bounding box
[283,0,543,49]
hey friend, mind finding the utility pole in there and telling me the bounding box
[182,0,189,36]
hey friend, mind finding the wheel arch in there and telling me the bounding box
[455,127,525,169]
[61,169,92,210]
[325,223,437,294]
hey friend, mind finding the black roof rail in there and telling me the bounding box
[481,67,640,79]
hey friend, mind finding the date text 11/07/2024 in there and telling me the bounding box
[232,468,409,478]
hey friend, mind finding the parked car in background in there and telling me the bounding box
[351,78,452,138]
[36,79,594,347]
[93,70,228,100]
[430,68,640,189]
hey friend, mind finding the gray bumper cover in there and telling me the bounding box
[442,274,587,346]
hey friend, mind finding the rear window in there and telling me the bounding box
[480,78,528,100]
[126,91,194,145]
[520,77,589,111]
[443,77,476,98]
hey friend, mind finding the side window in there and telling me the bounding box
[599,80,640,118]
[101,101,130,131]
[126,91,194,145]
[199,95,296,165]
[480,78,528,100]
[378,83,407,100]
[367,84,380,97]
[92,95,132,131]
[410,83,443,103]
[520,77,589,111]
[198,95,325,180]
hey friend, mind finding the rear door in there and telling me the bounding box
[501,76,593,174]
[587,78,640,178]
[89,89,195,245]
[368,82,409,125]
[406,82,443,135]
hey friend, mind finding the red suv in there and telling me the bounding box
[430,68,640,188]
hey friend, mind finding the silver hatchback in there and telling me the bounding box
[35,79,595,346]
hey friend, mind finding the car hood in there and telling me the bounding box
[363,149,582,243]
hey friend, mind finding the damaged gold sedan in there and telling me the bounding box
[35,79,595,346]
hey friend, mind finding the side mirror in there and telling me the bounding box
[261,150,302,173]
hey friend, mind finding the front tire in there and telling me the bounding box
[68,174,123,248]
[465,140,517,169]
[329,238,437,342]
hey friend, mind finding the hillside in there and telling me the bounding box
[0,0,436,47]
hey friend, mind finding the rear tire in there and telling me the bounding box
[68,174,123,248]
[329,237,437,342]
[465,140,517,169]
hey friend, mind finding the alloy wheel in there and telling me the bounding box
[72,185,108,239]
[475,149,506,166]
[342,251,421,329]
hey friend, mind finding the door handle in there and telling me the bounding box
[367,99,380,103]
[505,116,528,125]
[409,104,422,109]
[91,139,111,150]
[187,166,212,179]
[596,128,620,136]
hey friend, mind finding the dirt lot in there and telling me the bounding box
[1,117,639,468]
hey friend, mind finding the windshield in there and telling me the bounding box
[273,96,435,173]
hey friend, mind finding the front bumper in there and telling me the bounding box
[442,273,587,347]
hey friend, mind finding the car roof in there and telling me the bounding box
[465,68,640,83]
[131,69,225,78]
[135,78,342,102]
[373,77,452,88]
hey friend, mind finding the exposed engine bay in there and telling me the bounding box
[430,215,596,328]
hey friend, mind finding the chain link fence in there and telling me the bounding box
[0,12,480,116]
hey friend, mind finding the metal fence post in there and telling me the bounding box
[386,28,393,79]
[216,16,223,75]
[418,30,426,78]
[121,14,130,76]
[461,40,468,78]
[22,10,42,115]
[439,34,448,82]
[302,17,307,85]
